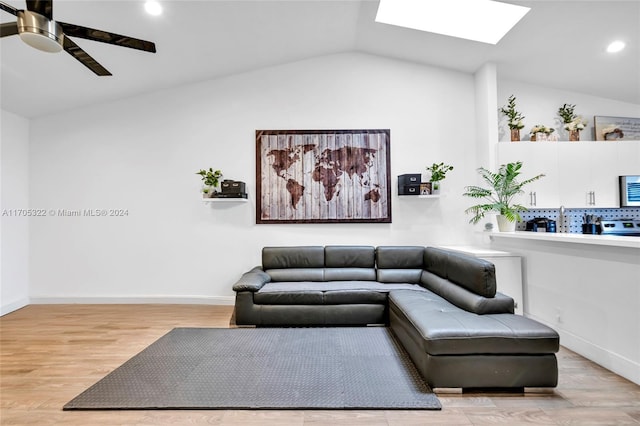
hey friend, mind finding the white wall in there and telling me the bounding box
[28,53,479,303]
[1,109,30,315]
[497,79,640,142]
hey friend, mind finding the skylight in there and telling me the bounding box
[375,0,531,45]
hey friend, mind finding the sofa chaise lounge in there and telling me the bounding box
[232,245,559,389]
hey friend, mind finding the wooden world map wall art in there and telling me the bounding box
[256,129,392,224]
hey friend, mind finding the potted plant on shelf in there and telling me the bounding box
[463,161,545,232]
[499,94,525,142]
[196,168,223,198]
[558,103,587,141]
[426,162,454,194]
[529,124,555,142]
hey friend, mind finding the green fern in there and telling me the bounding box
[463,162,544,225]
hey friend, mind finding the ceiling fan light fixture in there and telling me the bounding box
[17,10,63,53]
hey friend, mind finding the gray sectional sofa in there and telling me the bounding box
[232,245,559,389]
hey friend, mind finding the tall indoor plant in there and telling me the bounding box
[463,161,544,231]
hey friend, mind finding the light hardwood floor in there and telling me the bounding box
[1,304,638,425]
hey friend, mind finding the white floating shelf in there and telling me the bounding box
[202,197,249,203]
[398,194,441,198]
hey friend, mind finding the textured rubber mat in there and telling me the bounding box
[64,327,441,410]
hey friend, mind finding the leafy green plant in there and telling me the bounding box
[557,103,587,131]
[557,103,576,123]
[426,162,454,182]
[463,162,545,224]
[499,95,525,130]
[196,168,223,191]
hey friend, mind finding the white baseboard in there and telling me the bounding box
[28,295,235,306]
[0,297,30,316]
[526,312,640,386]
[556,328,640,386]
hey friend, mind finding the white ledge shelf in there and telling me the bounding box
[202,198,248,203]
[489,231,640,249]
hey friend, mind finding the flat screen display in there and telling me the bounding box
[620,175,640,207]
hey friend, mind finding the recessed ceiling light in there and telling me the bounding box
[144,1,163,16]
[606,40,626,53]
[375,0,530,45]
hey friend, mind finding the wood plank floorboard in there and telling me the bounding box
[1,305,638,425]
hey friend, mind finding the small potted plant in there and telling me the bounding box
[463,161,545,232]
[426,162,454,194]
[529,124,555,142]
[196,168,223,197]
[499,94,525,142]
[558,103,587,141]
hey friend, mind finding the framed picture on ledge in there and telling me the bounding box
[594,116,640,141]
[419,183,432,195]
[256,129,391,224]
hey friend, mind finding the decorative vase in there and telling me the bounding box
[530,133,536,142]
[496,215,516,232]
[569,130,580,142]
[431,182,441,195]
[510,128,520,142]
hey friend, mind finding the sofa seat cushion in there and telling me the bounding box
[389,290,560,356]
[253,291,325,305]
[254,281,426,305]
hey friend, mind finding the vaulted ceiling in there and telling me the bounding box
[1,0,638,118]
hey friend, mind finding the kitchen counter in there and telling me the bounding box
[489,231,640,249]
[489,230,640,386]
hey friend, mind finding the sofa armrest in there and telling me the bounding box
[232,267,271,292]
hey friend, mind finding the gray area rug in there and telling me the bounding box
[64,327,441,410]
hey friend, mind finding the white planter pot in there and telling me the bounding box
[496,215,516,232]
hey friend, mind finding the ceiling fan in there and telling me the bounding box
[0,0,156,76]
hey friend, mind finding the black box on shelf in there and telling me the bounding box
[398,184,420,195]
[398,174,421,186]
[221,180,247,194]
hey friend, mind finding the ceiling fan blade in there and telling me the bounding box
[59,22,156,53]
[1,21,18,37]
[63,36,112,76]
[26,0,52,20]
[0,1,19,16]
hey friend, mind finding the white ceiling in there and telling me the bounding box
[1,0,638,119]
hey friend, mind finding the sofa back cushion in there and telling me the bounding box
[324,245,376,281]
[421,270,513,314]
[424,247,496,298]
[325,246,375,267]
[263,246,325,282]
[263,246,324,269]
[376,246,425,283]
